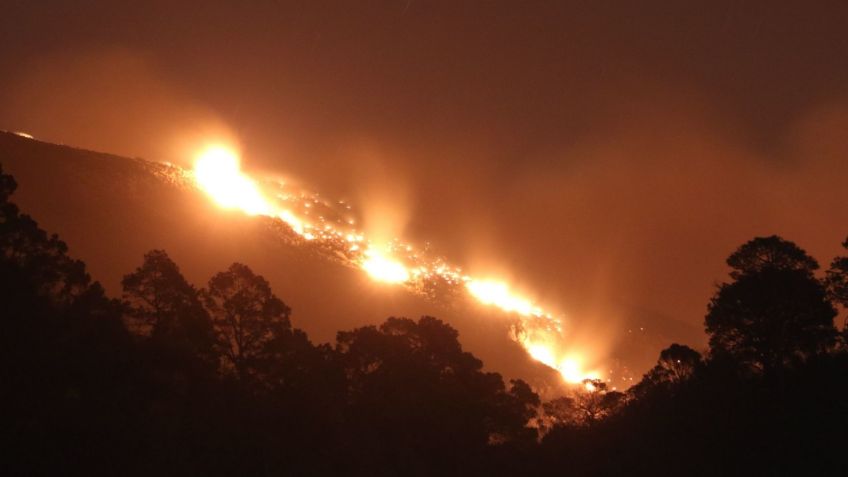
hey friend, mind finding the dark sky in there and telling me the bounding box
[2,1,848,370]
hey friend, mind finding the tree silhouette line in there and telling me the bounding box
[1,162,847,476]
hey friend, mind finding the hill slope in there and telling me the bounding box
[0,131,565,387]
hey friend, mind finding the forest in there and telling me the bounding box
[2,161,847,476]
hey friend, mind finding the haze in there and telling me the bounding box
[2,1,848,377]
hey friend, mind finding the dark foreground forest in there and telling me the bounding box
[2,161,847,476]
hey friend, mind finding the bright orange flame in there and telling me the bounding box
[278,209,306,235]
[189,143,604,385]
[194,146,272,216]
[466,279,545,317]
[519,332,600,384]
[527,343,556,366]
[559,358,586,384]
[361,248,410,283]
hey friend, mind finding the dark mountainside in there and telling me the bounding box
[2,132,848,476]
[0,131,559,386]
[0,131,678,386]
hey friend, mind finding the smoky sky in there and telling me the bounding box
[2,1,848,367]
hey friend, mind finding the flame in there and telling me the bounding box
[194,146,272,216]
[560,358,587,384]
[361,248,410,283]
[466,280,545,317]
[189,145,602,384]
[520,333,600,384]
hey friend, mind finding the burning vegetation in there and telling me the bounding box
[2,156,848,475]
[188,145,603,384]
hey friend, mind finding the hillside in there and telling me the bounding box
[0,131,572,387]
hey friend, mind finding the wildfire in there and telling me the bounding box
[194,146,272,216]
[361,248,411,283]
[190,145,601,384]
[466,280,546,317]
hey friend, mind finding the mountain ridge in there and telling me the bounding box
[0,130,570,390]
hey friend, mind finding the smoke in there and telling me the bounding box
[295,88,848,378]
[396,91,848,374]
[1,47,236,166]
[340,141,412,248]
[2,40,846,382]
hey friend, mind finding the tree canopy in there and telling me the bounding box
[203,263,292,379]
[630,343,702,399]
[3,163,848,476]
[826,237,848,322]
[336,316,540,471]
[706,236,836,372]
[123,249,217,361]
[726,235,819,278]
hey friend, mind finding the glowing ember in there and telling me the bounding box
[189,145,602,384]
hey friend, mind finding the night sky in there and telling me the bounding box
[2,1,848,374]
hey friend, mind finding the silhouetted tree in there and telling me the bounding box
[826,237,848,331]
[8,154,848,476]
[123,250,217,361]
[203,263,292,379]
[1,163,142,474]
[336,316,539,474]
[576,380,625,424]
[0,163,15,201]
[0,164,90,305]
[726,235,819,278]
[705,236,837,373]
[540,396,579,430]
[651,343,702,382]
[633,344,703,396]
[539,379,625,432]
